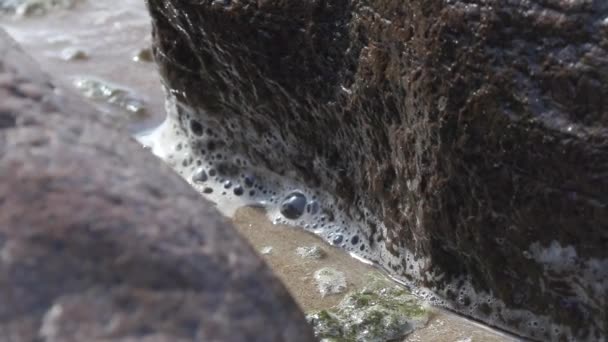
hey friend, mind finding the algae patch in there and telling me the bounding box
[307,280,429,342]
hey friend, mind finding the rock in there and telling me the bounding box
[60,47,88,61]
[260,246,274,255]
[0,29,315,342]
[314,267,347,297]
[296,245,325,260]
[147,0,608,340]
[132,47,154,63]
[307,278,429,342]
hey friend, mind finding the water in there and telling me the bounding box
[1,0,164,133]
[0,2,520,341]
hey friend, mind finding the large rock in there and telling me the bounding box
[147,0,608,340]
[0,29,314,342]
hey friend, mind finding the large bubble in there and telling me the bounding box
[280,192,307,220]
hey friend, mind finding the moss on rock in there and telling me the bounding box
[307,279,429,342]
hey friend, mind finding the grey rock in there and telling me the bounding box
[0,29,314,342]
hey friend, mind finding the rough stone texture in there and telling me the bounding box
[0,29,315,342]
[147,0,608,340]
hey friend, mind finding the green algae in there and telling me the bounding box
[307,278,429,342]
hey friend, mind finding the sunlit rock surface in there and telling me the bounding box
[147,0,608,340]
[0,29,314,342]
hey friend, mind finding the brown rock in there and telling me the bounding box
[0,29,314,342]
[147,0,608,340]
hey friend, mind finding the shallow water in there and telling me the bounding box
[0,2,520,341]
[1,0,165,132]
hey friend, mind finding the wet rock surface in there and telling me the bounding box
[0,29,314,342]
[148,0,608,340]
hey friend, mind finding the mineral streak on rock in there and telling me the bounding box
[0,28,314,342]
[147,0,608,340]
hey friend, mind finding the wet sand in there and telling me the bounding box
[1,3,519,341]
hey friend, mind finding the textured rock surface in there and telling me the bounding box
[0,29,314,342]
[147,0,608,340]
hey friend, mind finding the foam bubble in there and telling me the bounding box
[280,192,307,220]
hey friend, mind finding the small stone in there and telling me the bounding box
[60,47,88,61]
[305,310,342,339]
[260,246,273,255]
[132,47,153,63]
[313,267,347,297]
[306,278,429,341]
[295,245,325,260]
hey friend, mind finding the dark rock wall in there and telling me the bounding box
[148,0,608,340]
[0,29,314,342]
